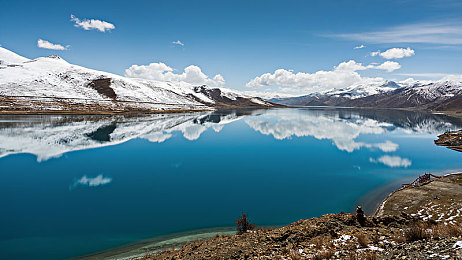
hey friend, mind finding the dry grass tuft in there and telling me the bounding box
[347,250,377,260]
[313,249,334,259]
[360,250,377,260]
[311,236,326,250]
[432,223,462,238]
[371,232,380,244]
[355,233,369,248]
[403,222,429,242]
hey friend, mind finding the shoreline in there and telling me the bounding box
[0,106,461,118]
[71,227,236,260]
[75,172,462,259]
[355,177,410,216]
[74,170,462,260]
[374,171,462,219]
[373,169,462,217]
[0,108,212,115]
[359,168,462,216]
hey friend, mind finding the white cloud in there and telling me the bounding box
[370,61,401,72]
[245,60,400,92]
[125,62,225,87]
[371,47,415,59]
[172,40,184,46]
[354,44,366,49]
[37,39,69,50]
[70,14,115,32]
[333,21,462,45]
[370,155,412,167]
[335,60,368,71]
[70,174,112,190]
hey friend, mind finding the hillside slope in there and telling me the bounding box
[0,47,275,113]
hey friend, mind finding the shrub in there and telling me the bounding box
[404,222,429,241]
[235,212,256,235]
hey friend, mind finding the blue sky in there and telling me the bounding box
[1,0,462,94]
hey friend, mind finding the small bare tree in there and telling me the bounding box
[235,212,256,235]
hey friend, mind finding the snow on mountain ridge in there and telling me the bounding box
[323,80,401,99]
[0,47,30,66]
[0,54,202,108]
[0,47,274,112]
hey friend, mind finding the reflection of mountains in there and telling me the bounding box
[245,108,462,152]
[1,108,461,161]
[333,108,462,134]
[0,110,261,161]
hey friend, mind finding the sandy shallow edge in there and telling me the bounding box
[70,227,236,260]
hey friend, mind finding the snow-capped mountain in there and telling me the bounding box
[271,79,462,112]
[322,80,401,99]
[0,47,275,113]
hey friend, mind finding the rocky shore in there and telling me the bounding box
[435,130,462,152]
[138,174,462,259]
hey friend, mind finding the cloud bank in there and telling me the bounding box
[37,39,69,50]
[371,47,415,59]
[125,62,225,87]
[245,60,400,92]
[70,14,115,32]
[333,21,462,45]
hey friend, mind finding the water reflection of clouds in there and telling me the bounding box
[245,116,399,153]
[0,109,460,163]
[244,109,451,168]
[69,174,112,190]
[370,156,412,168]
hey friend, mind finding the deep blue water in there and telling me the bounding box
[1,108,462,259]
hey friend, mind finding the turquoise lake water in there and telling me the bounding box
[1,107,462,259]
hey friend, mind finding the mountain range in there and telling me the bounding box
[0,47,275,114]
[270,79,462,114]
[2,47,462,115]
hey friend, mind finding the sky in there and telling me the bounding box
[1,0,462,95]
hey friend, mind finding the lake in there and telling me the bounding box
[1,107,462,259]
